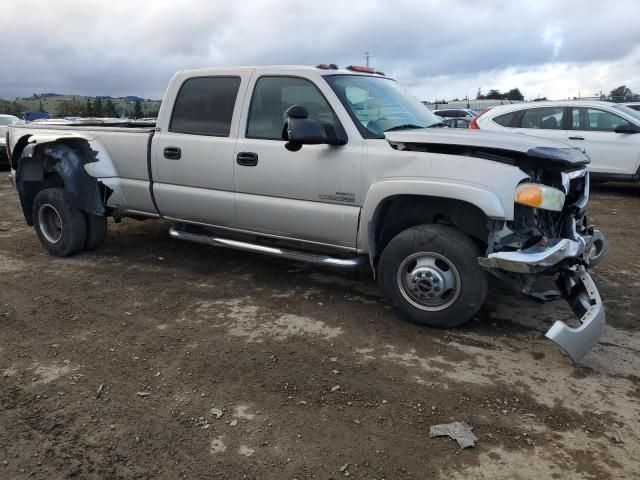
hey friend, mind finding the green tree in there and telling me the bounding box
[476,87,483,100]
[133,99,143,119]
[94,98,104,117]
[485,89,503,100]
[56,99,86,117]
[38,101,45,113]
[85,99,94,116]
[608,85,639,102]
[105,99,118,117]
[0,99,26,116]
[505,88,524,101]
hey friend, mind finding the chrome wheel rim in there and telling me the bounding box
[396,252,461,311]
[38,204,63,244]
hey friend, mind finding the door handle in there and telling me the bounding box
[236,152,258,167]
[568,136,584,140]
[164,147,181,160]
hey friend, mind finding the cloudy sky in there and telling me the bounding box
[2,0,639,101]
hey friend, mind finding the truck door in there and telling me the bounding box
[233,73,362,250]
[152,72,250,226]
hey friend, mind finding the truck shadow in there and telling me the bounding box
[591,182,640,197]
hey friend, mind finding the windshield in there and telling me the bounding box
[0,115,21,126]
[324,75,442,137]
[613,104,640,124]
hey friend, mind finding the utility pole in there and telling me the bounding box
[363,51,372,67]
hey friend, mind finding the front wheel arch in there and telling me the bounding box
[368,195,491,271]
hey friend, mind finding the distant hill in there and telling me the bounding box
[0,93,162,118]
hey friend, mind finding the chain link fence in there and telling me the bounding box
[423,99,525,112]
[423,96,640,112]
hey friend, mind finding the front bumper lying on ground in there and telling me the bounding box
[478,229,607,364]
[545,267,605,364]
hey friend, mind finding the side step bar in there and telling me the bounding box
[169,226,367,269]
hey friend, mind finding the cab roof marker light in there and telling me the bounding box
[316,64,338,70]
[346,65,375,73]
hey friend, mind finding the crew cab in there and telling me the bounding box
[6,64,608,363]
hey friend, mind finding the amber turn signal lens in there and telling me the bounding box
[514,183,565,211]
[515,185,543,207]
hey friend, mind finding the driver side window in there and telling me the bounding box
[246,76,338,140]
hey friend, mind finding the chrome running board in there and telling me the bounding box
[169,226,366,269]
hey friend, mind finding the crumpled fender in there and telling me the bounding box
[44,143,105,216]
[16,135,112,221]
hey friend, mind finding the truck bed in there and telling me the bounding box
[9,121,158,216]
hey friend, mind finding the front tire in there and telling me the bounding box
[32,188,87,257]
[378,224,487,328]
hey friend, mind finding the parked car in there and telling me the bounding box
[472,101,640,182]
[432,108,478,119]
[0,114,24,168]
[6,64,607,363]
[23,112,50,122]
[441,117,471,129]
[624,102,640,112]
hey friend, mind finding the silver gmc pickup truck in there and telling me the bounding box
[5,64,608,363]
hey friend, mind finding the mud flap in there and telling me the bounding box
[545,267,605,365]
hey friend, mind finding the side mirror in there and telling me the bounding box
[284,105,327,151]
[614,124,639,134]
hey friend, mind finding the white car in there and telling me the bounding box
[0,114,24,167]
[472,101,640,181]
[624,102,640,112]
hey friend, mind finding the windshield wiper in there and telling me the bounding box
[384,124,425,132]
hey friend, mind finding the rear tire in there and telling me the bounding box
[84,214,108,251]
[32,188,87,257]
[378,224,487,328]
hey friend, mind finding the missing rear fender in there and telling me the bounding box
[16,141,110,224]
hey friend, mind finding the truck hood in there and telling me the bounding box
[385,129,589,170]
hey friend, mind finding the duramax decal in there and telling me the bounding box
[319,192,356,203]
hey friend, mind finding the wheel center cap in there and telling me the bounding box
[411,267,445,295]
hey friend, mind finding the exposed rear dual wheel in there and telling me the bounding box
[378,224,487,328]
[32,188,107,257]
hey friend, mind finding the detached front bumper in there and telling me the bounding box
[478,229,608,364]
[545,267,605,364]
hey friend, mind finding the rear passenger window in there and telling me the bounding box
[571,107,633,132]
[247,76,338,140]
[520,107,564,129]
[493,112,516,127]
[170,76,241,136]
[439,110,463,118]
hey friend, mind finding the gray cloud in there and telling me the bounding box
[1,0,639,100]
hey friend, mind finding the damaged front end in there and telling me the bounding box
[478,166,608,364]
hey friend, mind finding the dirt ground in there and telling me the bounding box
[1,178,639,480]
